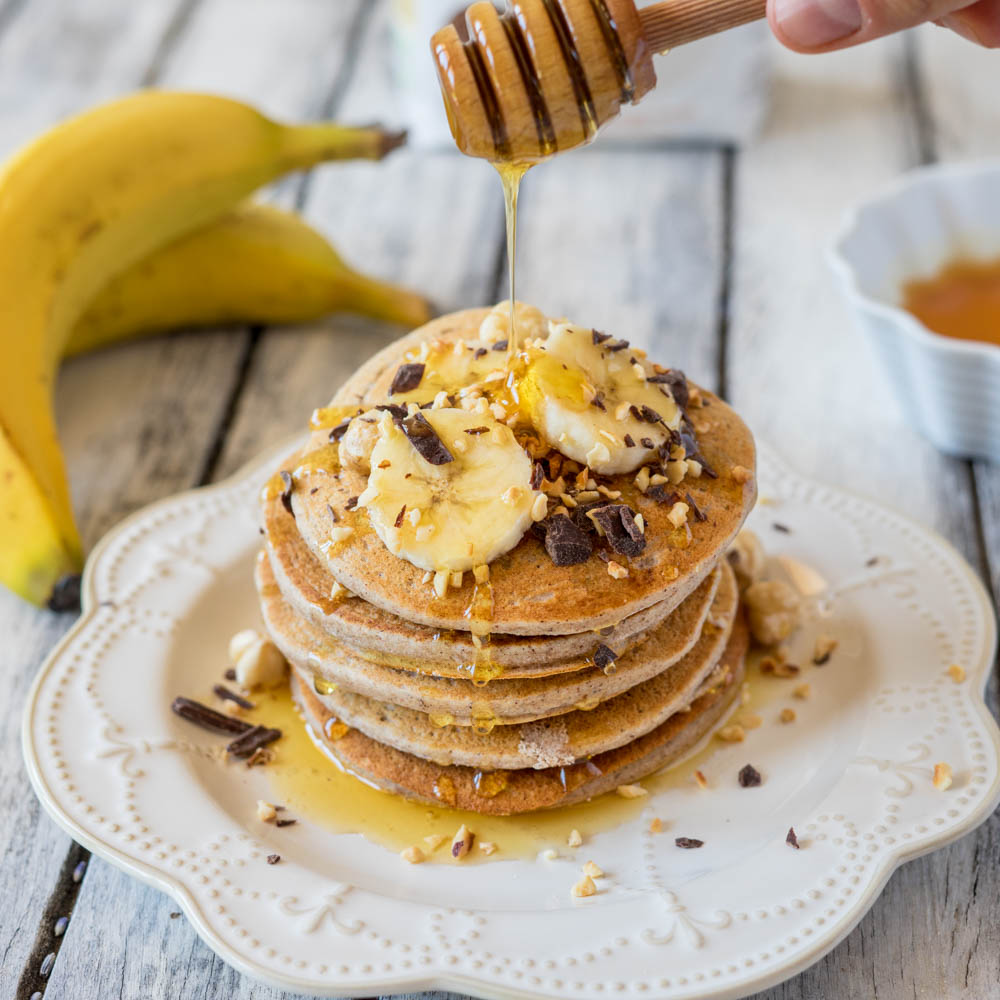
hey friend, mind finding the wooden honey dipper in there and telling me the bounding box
[432,0,766,162]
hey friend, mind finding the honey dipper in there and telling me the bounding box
[432,0,766,161]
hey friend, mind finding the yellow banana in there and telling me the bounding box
[66,203,431,356]
[0,90,403,607]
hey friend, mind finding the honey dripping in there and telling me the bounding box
[465,574,503,685]
[313,674,338,696]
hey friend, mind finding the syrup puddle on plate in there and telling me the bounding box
[231,655,791,864]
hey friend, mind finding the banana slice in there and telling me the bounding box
[356,408,540,573]
[519,321,682,475]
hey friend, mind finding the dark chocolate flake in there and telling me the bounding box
[375,403,408,420]
[623,434,636,448]
[786,827,800,849]
[606,339,629,352]
[592,330,612,345]
[589,504,647,558]
[685,491,708,522]
[224,668,237,682]
[543,513,593,566]
[491,339,508,351]
[278,471,294,516]
[275,817,298,828]
[389,362,425,395]
[639,404,663,424]
[772,522,791,534]
[530,462,545,490]
[345,496,359,511]
[675,837,704,849]
[327,504,339,524]
[394,504,407,528]
[591,390,606,412]
[464,426,490,435]
[640,437,655,449]
[329,418,351,442]
[213,685,255,710]
[593,644,617,671]
[647,369,689,411]
[473,347,488,359]
[172,697,252,736]
[266,854,281,865]
[402,412,454,465]
[226,725,282,759]
[738,764,762,787]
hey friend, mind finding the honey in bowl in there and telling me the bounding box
[901,255,1000,347]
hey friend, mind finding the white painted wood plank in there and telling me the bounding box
[728,35,997,1000]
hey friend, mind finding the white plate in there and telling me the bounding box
[22,441,1000,1000]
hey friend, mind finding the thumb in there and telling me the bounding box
[768,0,980,51]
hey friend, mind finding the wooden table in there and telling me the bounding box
[3,2,997,998]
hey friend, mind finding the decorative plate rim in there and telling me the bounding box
[21,438,1000,1000]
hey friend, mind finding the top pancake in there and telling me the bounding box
[287,308,757,635]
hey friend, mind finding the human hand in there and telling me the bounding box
[768,0,1000,51]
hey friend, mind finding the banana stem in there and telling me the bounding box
[282,122,408,168]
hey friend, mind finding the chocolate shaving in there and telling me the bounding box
[606,339,629,352]
[678,423,717,478]
[309,487,318,495]
[213,685,255,710]
[375,403,408,420]
[491,339,508,351]
[675,837,704,849]
[786,827,800,849]
[226,725,282,759]
[224,668,237,682]
[278,471,294,516]
[275,818,298,828]
[738,764,762,787]
[773,522,791,533]
[589,504,646,557]
[473,347,487,359]
[401,412,454,465]
[639,404,663,424]
[464,426,490,435]
[591,391,606,412]
[685,491,708,522]
[592,330,612,345]
[329,418,351,442]
[394,504,407,528]
[327,504,339,524]
[172,697,252,736]
[542,513,593,566]
[593,644,617,671]
[266,854,281,864]
[640,437,655,449]
[865,556,879,567]
[345,496,359,511]
[647,369,689,411]
[530,462,545,490]
[623,434,636,448]
[389,362,425,395]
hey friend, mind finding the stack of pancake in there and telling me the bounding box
[256,307,757,816]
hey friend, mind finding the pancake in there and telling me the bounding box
[262,486,703,679]
[290,618,748,815]
[260,556,728,724]
[288,309,756,635]
[295,591,743,771]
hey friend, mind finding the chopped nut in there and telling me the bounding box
[423,834,446,852]
[228,629,260,666]
[582,860,604,878]
[665,460,686,484]
[717,724,746,743]
[649,817,664,833]
[401,846,425,864]
[256,800,277,823]
[727,530,765,591]
[793,683,811,700]
[473,564,490,585]
[933,762,953,791]
[585,442,611,468]
[780,556,828,597]
[649,473,668,487]
[694,770,708,789]
[686,459,703,478]
[571,875,597,898]
[739,713,763,730]
[502,485,524,505]
[540,848,559,861]
[559,492,579,508]
[760,655,801,678]
[635,513,645,533]
[779,707,797,724]
[490,402,507,422]
[614,401,631,421]
[731,465,753,484]
[530,493,547,525]
[235,638,287,690]
[330,579,351,600]
[634,466,651,493]
[433,570,450,598]
[667,501,690,528]
[575,489,600,502]
[948,663,966,683]
[812,634,839,665]
[607,561,629,580]
[596,484,622,499]
[744,580,802,646]
[479,841,498,856]
[450,570,464,589]
[451,824,475,859]
[616,783,647,799]
[407,507,422,526]
[330,524,354,544]
[222,700,244,718]
[567,829,583,848]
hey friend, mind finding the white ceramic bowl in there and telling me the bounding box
[830,160,1000,463]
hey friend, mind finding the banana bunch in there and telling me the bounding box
[0,91,426,608]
